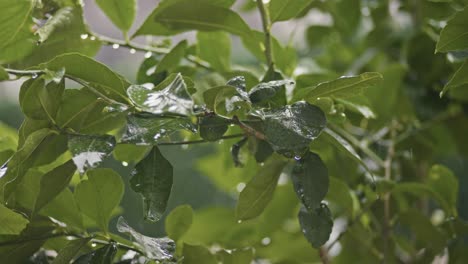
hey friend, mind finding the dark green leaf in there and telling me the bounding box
[269,0,313,23]
[74,243,117,264]
[0,204,29,235]
[131,147,173,222]
[74,169,124,233]
[197,31,231,71]
[222,72,258,91]
[52,238,91,264]
[298,204,333,248]
[436,7,468,52]
[117,216,176,260]
[68,134,116,174]
[203,85,251,118]
[199,115,230,141]
[183,244,217,264]
[40,53,129,101]
[121,114,196,145]
[294,72,383,102]
[96,0,136,32]
[127,73,194,116]
[257,101,326,156]
[291,152,329,211]
[33,159,76,214]
[236,155,288,220]
[165,205,194,241]
[253,139,274,163]
[19,77,64,121]
[231,137,247,167]
[134,0,252,38]
[249,80,293,104]
[441,60,468,97]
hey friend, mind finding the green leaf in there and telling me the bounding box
[127,73,194,116]
[113,144,151,164]
[19,77,64,121]
[428,165,458,215]
[0,204,29,235]
[74,243,117,264]
[68,134,116,174]
[183,244,218,264]
[41,188,84,230]
[257,101,326,156]
[269,0,313,23]
[436,7,468,52]
[203,85,251,118]
[0,66,8,81]
[117,216,176,260]
[298,204,333,248]
[217,248,254,264]
[40,53,129,101]
[74,168,124,233]
[199,115,230,141]
[36,7,75,43]
[121,114,196,145]
[294,72,383,101]
[253,139,274,163]
[249,80,293,104]
[165,205,194,241]
[131,147,173,222]
[156,40,188,74]
[291,152,329,211]
[133,0,252,38]
[236,155,288,220]
[33,159,76,214]
[52,238,92,264]
[392,183,452,214]
[197,31,232,71]
[440,60,468,97]
[96,0,136,32]
[0,0,34,50]
[335,96,376,119]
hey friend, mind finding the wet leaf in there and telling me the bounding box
[68,134,116,174]
[203,85,251,118]
[117,216,176,260]
[36,7,74,43]
[131,147,173,222]
[199,115,230,141]
[249,80,293,105]
[0,203,29,235]
[257,101,326,156]
[52,238,91,264]
[440,60,468,97]
[236,155,288,220]
[74,169,124,233]
[121,114,196,145]
[291,152,329,211]
[298,204,333,248]
[33,159,76,214]
[74,243,117,264]
[165,205,194,241]
[254,139,274,163]
[226,76,247,91]
[127,73,194,116]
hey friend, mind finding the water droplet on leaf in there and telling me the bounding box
[112,44,120,49]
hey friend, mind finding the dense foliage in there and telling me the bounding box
[1,0,468,263]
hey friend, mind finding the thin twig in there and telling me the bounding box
[256,0,274,67]
[157,133,245,146]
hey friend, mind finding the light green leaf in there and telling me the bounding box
[217,248,254,264]
[292,152,329,211]
[68,134,116,174]
[127,73,194,116]
[33,159,76,214]
[197,31,232,71]
[236,155,288,220]
[113,144,151,164]
[19,77,64,121]
[0,0,34,49]
[0,66,8,81]
[52,238,92,264]
[428,165,458,215]
[183,244,217,264]
[335,96,376,119]
[298,204,333,248]
[203,85,251,118]
[74,168,124,233]
[156,40,188,73]
[41,188,84,230]
[269,0,312,23]
[0,204,29,235]
[117,216,175,260]
[96,0,136,32]
[135,0,252,38]
[256,101,326,156]
[40,53,129,101]
[36,7,74,43]
[436,7,468,52]
[440,60,468,97]
[294,72,383,101]
[165,205,194,241]
[131,147,173,222]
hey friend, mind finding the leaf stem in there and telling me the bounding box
[256,0,274,67]
[157,133,245,146]
[91,32,212,70]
